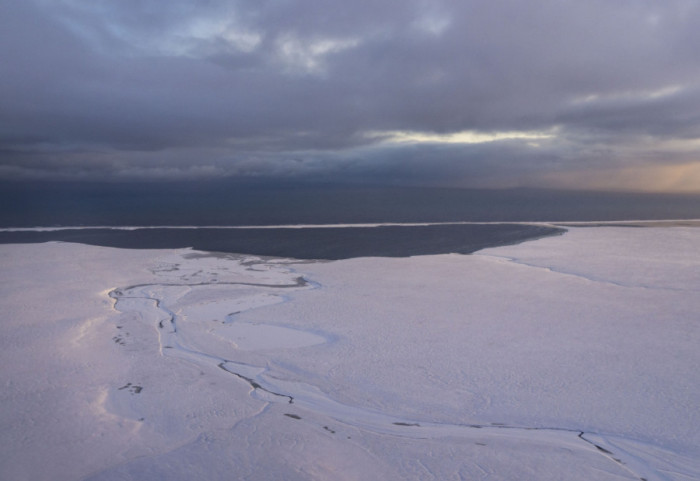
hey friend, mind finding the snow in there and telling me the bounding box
[1,227,699,481]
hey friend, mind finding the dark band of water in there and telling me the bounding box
[3,183,700,228]
[0,224,563,260]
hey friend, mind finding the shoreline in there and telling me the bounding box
[0,223,565,260]
[2,219,697,260]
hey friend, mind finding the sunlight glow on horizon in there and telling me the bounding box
[536,161,700,193]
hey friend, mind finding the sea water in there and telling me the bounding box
[2,182,699,259]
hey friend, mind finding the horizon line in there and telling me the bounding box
[2,219,700,232]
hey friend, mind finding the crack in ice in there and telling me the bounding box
[478,254,698,293]
[107,254,697,481]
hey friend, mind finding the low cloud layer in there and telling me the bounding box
[2,0,700,191]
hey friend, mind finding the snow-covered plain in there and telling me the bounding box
[1,227,699,481]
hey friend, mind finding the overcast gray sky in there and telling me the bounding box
[2,0,700,191]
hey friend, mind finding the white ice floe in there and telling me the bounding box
[1,227,699,481]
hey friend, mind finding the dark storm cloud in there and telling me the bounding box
[559,86,700,138]
[2,0,700,189]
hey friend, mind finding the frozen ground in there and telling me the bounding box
[1,227,699,480]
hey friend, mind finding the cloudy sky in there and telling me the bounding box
[2,0,700,191]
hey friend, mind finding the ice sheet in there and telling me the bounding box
[1,227,699,480]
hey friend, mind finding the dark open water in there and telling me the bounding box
[1,182,698,259]
[0,225,563,260]
[3,182,700,226]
